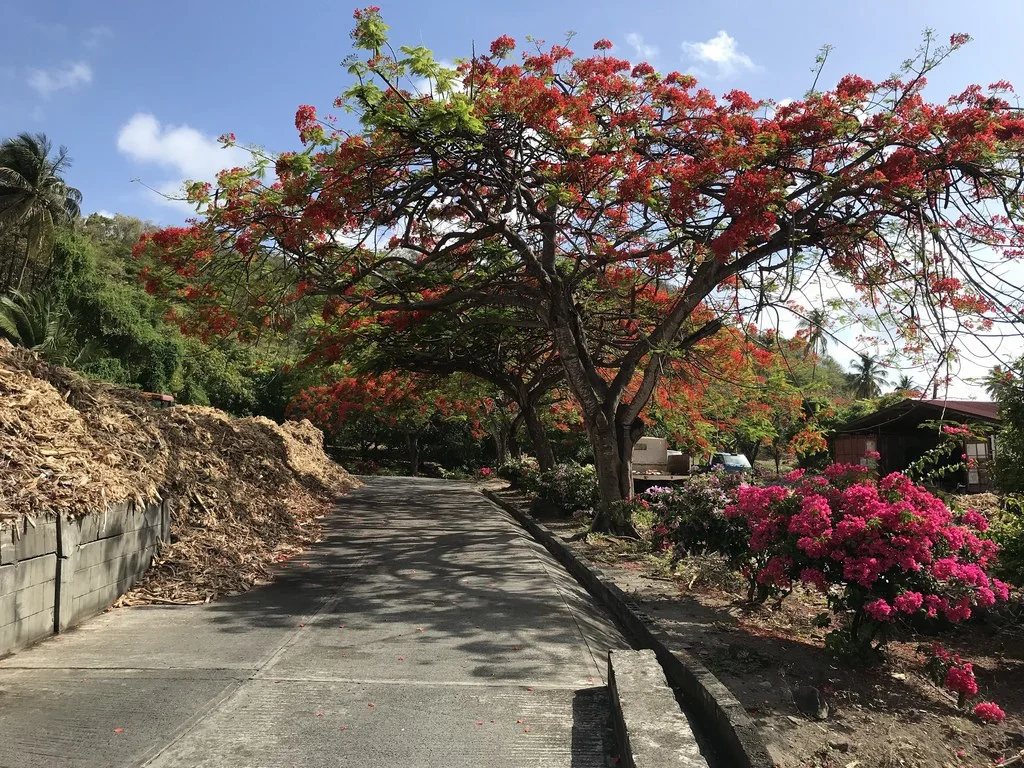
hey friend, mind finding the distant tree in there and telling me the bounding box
[986,361,1024,492]
[798,308,830,360]
[984,365,1007,400]
[848,354,889,399]
[0,133,82,291]
[893,374,918,396]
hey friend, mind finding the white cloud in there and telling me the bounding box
[765,97,793,119]
[681,30,758,78]
[116,113,249,211]
[83,25,113,49]
[625,33,658,60]
[92,210,115,218]
[27,61,92,97]
[410,60,463,97]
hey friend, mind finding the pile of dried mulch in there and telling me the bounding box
[0,340,359,604]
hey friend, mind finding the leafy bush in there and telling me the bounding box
[640,472,747,562]
[724,465,1010,658]
[531,462,599,518]
[497,456,541,491]
[989,495,1024,585]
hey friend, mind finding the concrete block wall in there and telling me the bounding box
[0,499,169,656]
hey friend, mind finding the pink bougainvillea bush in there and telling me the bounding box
[724,464,1010,656]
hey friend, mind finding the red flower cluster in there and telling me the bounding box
[944,662,978,699]
[972,701,1006,723]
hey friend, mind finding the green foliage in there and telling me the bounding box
[531,462,599,518]
[990,496,1024,585]
[73,277,183,392]
[497,456,541,490]
[640,472,748,562]
[0,132,83,294]
[0,287,92,366]
[846,353,890,399]
[989,361,1024,493]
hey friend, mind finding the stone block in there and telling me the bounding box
[0,606,53,654]
[74,527,161,572]
[11,516,58,562]
[0,527,14,565]
[0,555,57,596]
[0,580,55,626]
[70,544,157,600]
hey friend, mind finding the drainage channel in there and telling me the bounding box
[485,488,770,768]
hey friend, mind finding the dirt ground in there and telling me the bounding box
[518,504,1024,768]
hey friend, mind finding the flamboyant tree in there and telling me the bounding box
[287,369,495,474]
[139,10,1024,514]
[307,246,565,469]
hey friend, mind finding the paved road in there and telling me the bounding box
[0,478,631,768]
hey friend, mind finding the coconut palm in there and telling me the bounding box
[798,308,830,359]
[0,133,83,291]
[848,353,890,399]
[0,288,92,366]
[894,374,917,396]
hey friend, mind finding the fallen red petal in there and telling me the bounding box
[113,728,124,734]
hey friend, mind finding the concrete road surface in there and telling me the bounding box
[0,478,631,768]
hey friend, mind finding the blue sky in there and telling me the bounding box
[2,0,1022,391]
[4,0,1023,224]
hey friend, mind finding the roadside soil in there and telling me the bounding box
[494,489,1024,768]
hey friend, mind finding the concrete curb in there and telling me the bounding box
[483,489,774,768]
[609,649,709,767]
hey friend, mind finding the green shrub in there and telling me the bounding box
[497,456,541,490]
[640,471,747,560]
[531,462,599,517]
[990,496,1024,585]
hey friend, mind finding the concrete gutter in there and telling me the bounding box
[484,489,774,768]
[609,649,708,767]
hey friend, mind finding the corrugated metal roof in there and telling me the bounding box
[919,399,999,421]
[834,398,1000,433]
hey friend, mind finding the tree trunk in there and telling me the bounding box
[15,218,39,292]
[405,431,420,476]
[522,404,556,471]
[493,426,508,467]
[588,414,642,534]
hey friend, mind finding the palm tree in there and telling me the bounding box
[894,374,917,396]
[798,308,830,359]
[0,288,92,366]
[0,133,83,291]
[848,353,890,399]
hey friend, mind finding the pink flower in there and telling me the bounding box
[992,579,1011,602]
[799,568,827,592]
[893,591,923,614]
[864,598,893,621]
[944,664,978,698]
[973,701,1006,723]
[961,510,989,531]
